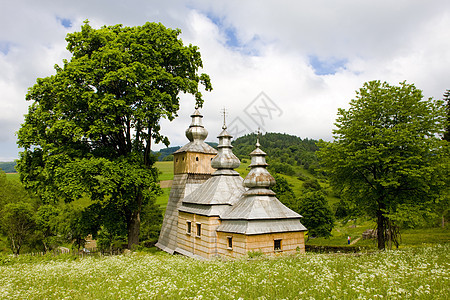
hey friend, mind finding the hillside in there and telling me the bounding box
[232,132,321,176]
[0,161,16,173]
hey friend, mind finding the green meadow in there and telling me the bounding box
[1,160,448,299]
[0,245,448,299]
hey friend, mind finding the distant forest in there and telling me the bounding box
[232,132,320,176]
[0,161,17,173]
[155,142,219,161]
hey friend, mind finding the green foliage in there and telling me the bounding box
[0,170,36,209]
[318,80,448,249]
[268,161,296,176]
[162,154,174,161]
[35,205,61,252]
[302,178,321,191]
[156,146,180,161]
[299,190,334,238]
[96,226,127,254]
[232,132,319,168]
[272,174,298,211]
[0,202,36,255]
[16,20,211,248]
[0,162,16,173]
[139,201,163,245]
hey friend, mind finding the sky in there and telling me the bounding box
[1,0,449,161]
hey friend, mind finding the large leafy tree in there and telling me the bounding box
[17,21,212,248]
[318,81,447,250]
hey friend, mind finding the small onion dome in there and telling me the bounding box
[185,109,208,142]
[243,138,275,189]
[211,122,240,170]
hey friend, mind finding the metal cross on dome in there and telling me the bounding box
[256,127,262,147]
[221,107,228,129]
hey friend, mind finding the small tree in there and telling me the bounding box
[0,202,36,255]
[318,81,447,250]
[35,204,60,252]
[298,190,334,238]
[272,174,298,211]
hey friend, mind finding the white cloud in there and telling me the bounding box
[1,0,450,159]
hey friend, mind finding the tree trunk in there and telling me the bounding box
[127,194,142,249]
[376,207,386,250]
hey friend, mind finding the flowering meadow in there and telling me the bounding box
[0,245,448,299]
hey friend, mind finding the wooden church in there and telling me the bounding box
[156,109,307,259]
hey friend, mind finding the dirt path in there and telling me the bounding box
[159,180,173,188]
[350,237,362,245]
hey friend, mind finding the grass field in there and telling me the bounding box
[0,244,448,299]
[306,219,450,249]
[155,161,174,181]
[4,172,19,181]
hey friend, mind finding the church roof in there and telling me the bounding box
[175,141,217,154]
[216,219,306,235]
[179,113,245,217]
[218,194,300,220]
[217,136,306,234]
[174,109,217,155]
[180,175,244,207]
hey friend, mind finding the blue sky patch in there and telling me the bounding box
[57,17,72,28]
[309,55,347,75]
[205,12,260,56]
[206,13,240,48]
[0,41,11,55]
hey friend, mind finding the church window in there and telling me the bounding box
[227,236,233,249]
[186,221,191,234]
[196,156,199,161]
[196,223,202,237]
[274,239,282,251]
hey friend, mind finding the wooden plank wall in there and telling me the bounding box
[177,212,220,259]
[174,152,216,175]
[217,231,305,259]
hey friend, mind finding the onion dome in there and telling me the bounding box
[242,136,276,193]
[185,109,208,142]
[211,117,240,172]
[175,109,217,155]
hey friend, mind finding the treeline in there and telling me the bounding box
[156,142,218,161]
[155,146,180,161]
[0,162,16,173]
[232,132,321,176]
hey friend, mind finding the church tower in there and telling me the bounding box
[176,114,245,259]
[156,109,217,254]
